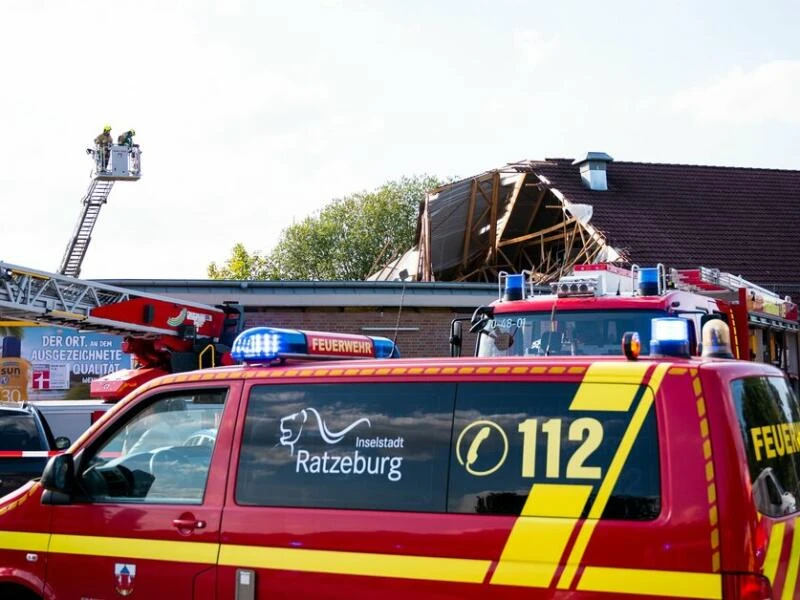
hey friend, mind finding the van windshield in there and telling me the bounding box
[475,309,668,357]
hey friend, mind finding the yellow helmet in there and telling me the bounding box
[130,129,136,135]
[103,125,111,132]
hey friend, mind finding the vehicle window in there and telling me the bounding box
[731,376,800,517]
[476,310,668,358]
[34,406,57,449]
[0,411,45,451]
[79,389,226,504]
[448,382,661,520]
[236,383,455,512]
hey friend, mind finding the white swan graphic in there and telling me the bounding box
[279,407,371,455]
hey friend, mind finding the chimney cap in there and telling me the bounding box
[572,152,614,166]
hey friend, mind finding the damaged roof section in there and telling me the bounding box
[375,155,800,299]
[411,156,621,284]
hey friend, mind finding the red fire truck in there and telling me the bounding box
[0,261,399,439]
[450,263,800,387]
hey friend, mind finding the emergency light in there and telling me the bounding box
[649,318,690,358]
[638,267,660,296]
[503,273,525,301]
[230,326,399,364]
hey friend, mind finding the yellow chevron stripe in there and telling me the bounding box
[578,566,721,599]
[490,485,592,587]
[218,544,490,583]
[559,363,670,589]
[782,525,800,600]
[763,521,785,584]
[569,362,651,411]
[49,534,218,565]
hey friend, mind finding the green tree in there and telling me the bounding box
[208,174,442,281]
[207,243,276,280]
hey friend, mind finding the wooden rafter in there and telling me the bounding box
[495,173,526,244]
[488,172,499,261]
[499,216,579,247]
[461,179,478,271]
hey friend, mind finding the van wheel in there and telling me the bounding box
[0,583,41,600]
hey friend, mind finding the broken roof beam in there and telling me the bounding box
[488,172,499,262]
[494,173,527,253]
[498,215,579,247]
[461,178,478,272]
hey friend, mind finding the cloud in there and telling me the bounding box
[671,60,800,124]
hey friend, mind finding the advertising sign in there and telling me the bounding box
[0,325,132,400]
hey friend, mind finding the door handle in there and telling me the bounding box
[172,518,206,531]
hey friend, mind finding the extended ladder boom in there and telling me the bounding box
[58,179,114,278]
[58,142,143,278]
[0,261,225,338]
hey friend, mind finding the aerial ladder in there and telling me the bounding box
[58,141,143,278]
[0,261,244,400]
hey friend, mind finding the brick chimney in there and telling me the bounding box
[573,152,613,191]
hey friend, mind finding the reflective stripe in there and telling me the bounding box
[0,530,49,552]
[218,544,490,584]
[578,566,721,599]
[490,485,592,587]
[781,525,800,600]
[559,363,670,589]
[49,534,218,565]
[0,531,729,597]
[763,521,785,585]
[569,363,652,411]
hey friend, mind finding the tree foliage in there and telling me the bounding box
[207,243,276,280]
[208,175,441,281]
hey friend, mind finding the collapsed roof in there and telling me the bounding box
[373,155,800,299]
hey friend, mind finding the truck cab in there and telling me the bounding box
[453,265,800,389]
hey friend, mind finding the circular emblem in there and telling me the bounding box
[456,419,508,476]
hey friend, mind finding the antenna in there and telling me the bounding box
[392,269,410,348]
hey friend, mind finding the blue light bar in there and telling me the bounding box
[230,327,400,364]
[649,318,690,358]
[503,273,525,301]
[372,337,400,359]
[231,327,306,362]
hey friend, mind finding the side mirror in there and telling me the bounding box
[41,454,75,496]
[450,320,463,358]
[54,436,71,450]
[469,305,494,333]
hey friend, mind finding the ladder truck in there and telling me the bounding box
[450,263,800,389]
[58,141,142,278]
[0,260,244,402]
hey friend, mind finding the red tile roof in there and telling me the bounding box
[525,159,800,299]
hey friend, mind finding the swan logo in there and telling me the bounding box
[279,407,371,455]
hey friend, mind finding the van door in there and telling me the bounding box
[218,380,459,599]
[43,384,239,600]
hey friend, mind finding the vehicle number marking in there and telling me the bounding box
[518,417,603,479]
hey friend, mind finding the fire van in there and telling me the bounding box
[1,320,799,599]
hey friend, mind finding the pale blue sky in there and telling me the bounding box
[1,0,797,279]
